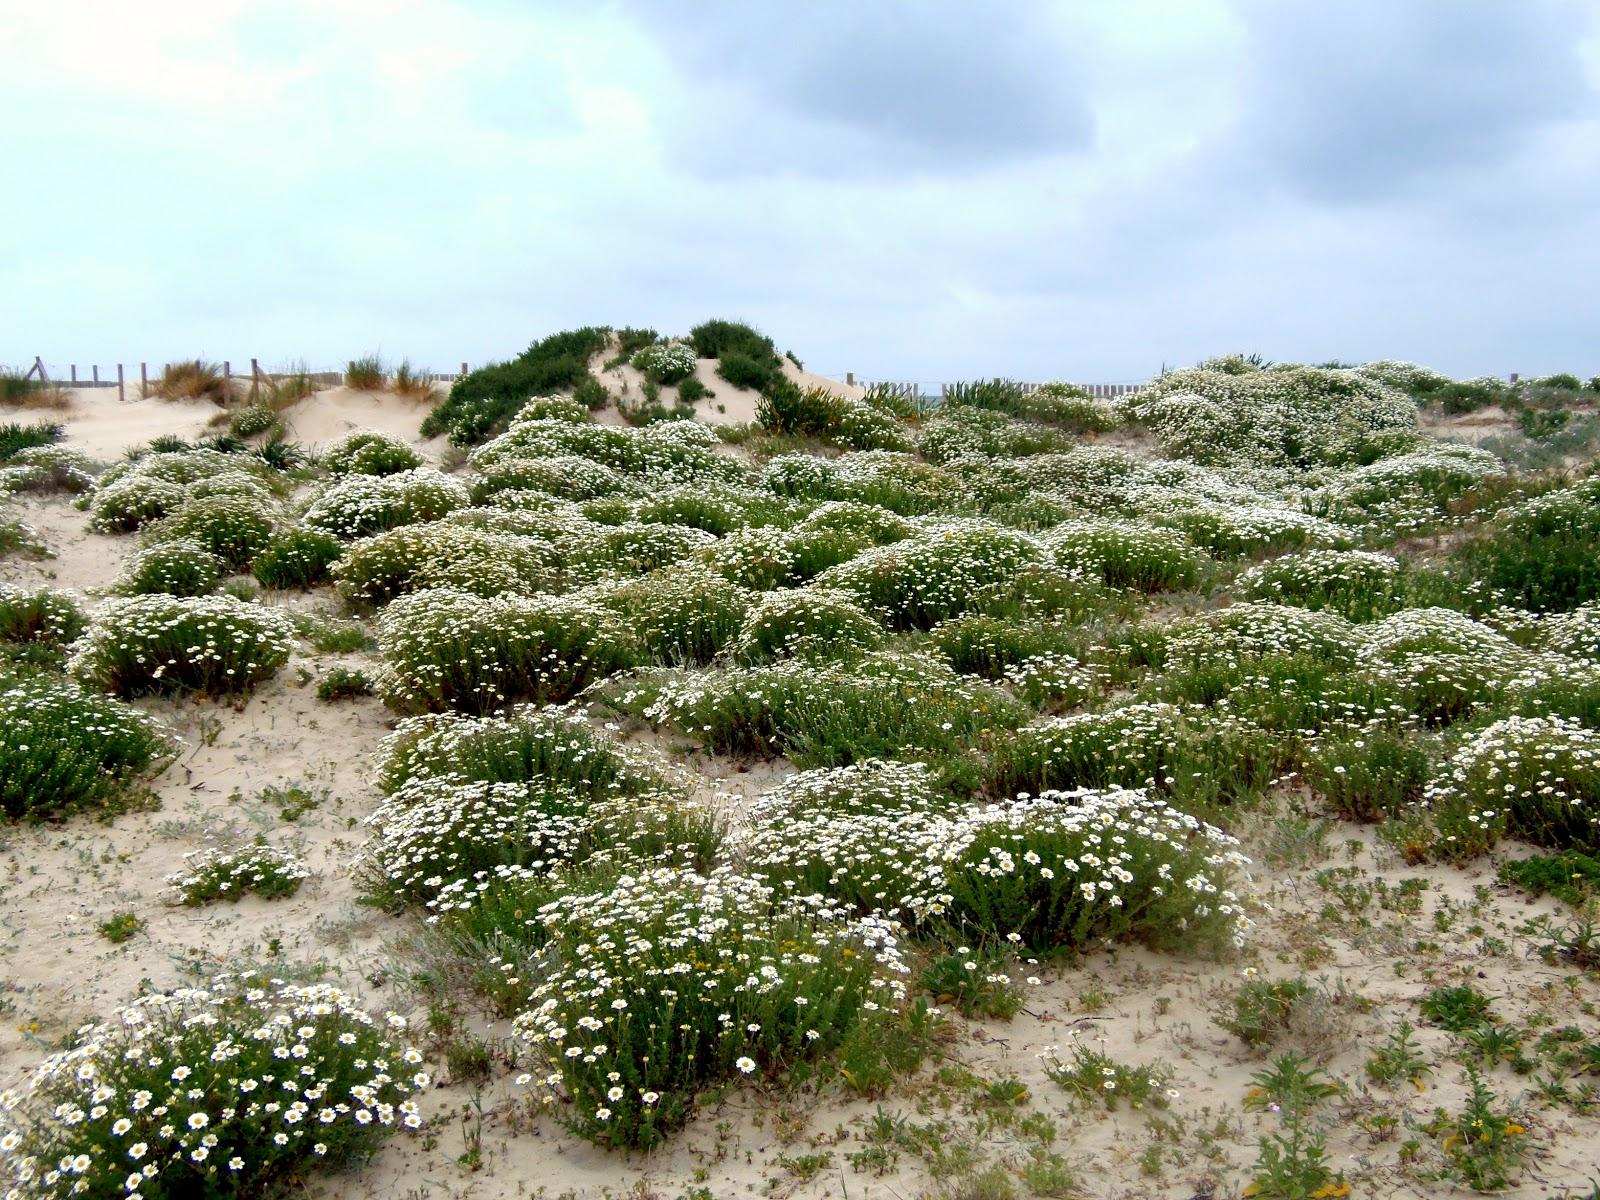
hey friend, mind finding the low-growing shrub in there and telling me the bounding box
[316,666,374,702]
[0,420,63,462]
[511,867,907,1149]
[1236,550,1405,622]
[228,404,277,439]
[251,527,345,589]
[0,978,425,1197]
[141,495,276,571]
[598,566,749,665]
[0,677,169,820]
[375,588,635,714]
[1303,726,1433,822]
[166,839,310,904]
[0,444,98,495]
[1041,519,1204,592]
[423,327,608,445]
[0,584,86,647]
[1497,851,1600,906]
[69,594,294,697]
[320,430,423,476]
[632,341,697,385]
[1460,481,1600,612]
[115,538,223,597]
[302,468,469,539]
[88,475,187,532]
[733,587,882,661]
[1218,977,1313,1047]
[1421,714,1600,858]
[333,523,553,608]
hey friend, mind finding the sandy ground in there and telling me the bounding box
[1,390,1598,1199]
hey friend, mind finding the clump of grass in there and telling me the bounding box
[0,368,70,409]
[0,420,63,462]
[391,360,437,400]
[97,912,144,943]
[1218,976,1313,1047]
[0,677,171,821]
[166,839,309,904]
[344,354,387,390]
[148,358,233,405]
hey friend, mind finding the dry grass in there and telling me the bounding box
[391,361,438,402]
[252,361,319,412]
[145,359,234,406]
[0,370,71,410]
[345,355,387,391]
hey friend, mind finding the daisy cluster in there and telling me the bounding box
[1039,518,1203,593]
[0,445,98,495]
[732,586,882,661]
[301,468,469,540]
[318,430,423,477]
[510,867,909,1149]
[114,539,223,598]
[68,594,294,698]
[86,450,275,535]
[0,584,86,647]
[0,979,425,1200]
[631,341,697,385]
[1235,549,1404,622]
[167,841,310,906]
[332,522,555,608]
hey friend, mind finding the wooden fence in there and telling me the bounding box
[851,375,1146,406]
[18,357,469,402]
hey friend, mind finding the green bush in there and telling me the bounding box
[70,594,294,698]
[0,979,425,1197]
[166,839,309,904]
[115,538,223,597]
[599,565,750,665]
[302,468,469,539]
[141,494,276,570]
[0,420,63,462]
[1460,481,1600,611]
[423,327,609,445]
[1235,549,1405,622]
[717,348,779,391]
[375,588,635,714]
[321,429,423,476]
[0,584,85,648]
[1041,519,1204,592]
[510,867,906,1149]
[632,341,697,385]
[0,678,170,820]
[333,523,552,608]
[316,665,374,702]
[251,527,345,589]
[733,587,882,661]
[228,404,277,439]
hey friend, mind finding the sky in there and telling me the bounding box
[4,0,1598,385]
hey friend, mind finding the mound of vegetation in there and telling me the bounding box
[423,327,610,445]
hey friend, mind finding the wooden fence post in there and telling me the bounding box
[92,365,100,385]
[460,361,468,376]
[846,372,855,386]
[70,365,77,384]
[140,363,148,393]
[117,363,125,401]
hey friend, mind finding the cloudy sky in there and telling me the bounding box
[4,1,1598,384]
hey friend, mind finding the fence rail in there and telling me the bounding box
[14,357,469,401]
[853,376,1147,404]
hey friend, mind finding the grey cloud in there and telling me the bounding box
[1232,0,1596,203]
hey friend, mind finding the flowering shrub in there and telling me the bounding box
[333,524,553,608]
[373,704,666,796]
[1315,446,1503,535]
[166,840,309,905]
[228,404,277,438]
[632,341,697,385]
[1461,480,1600,611]
[1421,715,1600,858]
[611,650,1027,771]
[511,867,908,1149]
[633,484,793,537]
[1124,364,1415,468]
[1162,603,1362,670]
[141,496,276,571]
[943,789,1252,952]
[1002,652,1101,711]
[597,566,749,665]
[88,475,187,532]
[1153,501,1343,560]
[795,500,914,545]
[573,523,717,582]
[115,539,223,598]
[1362,607,1519,664]
[815,521,1048,628]
[0,677,171,820]
[250,528,345,590]
[761,452,957,515]
[1235,549,1405,622]
[930,614,1081,679]
[0,445,98,495]
[301,469,469,540]
[471,455,627,504]
[1540,605,1600,665]
[0,585,86,648]
[0,978,425,1198]
[733,587,882,661]
[70,595,294,698]
[1041,519,1204,592]
[375,588,635,714]
[471,416,743,487]
[319,430,423,476]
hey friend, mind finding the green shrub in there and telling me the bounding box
[375,588,635,714]
[0,584,85,647]
[423,327,609,445]
[599,565,749,665]
[333,523,552,608]
[88,475,187,532]
[0,979,425,1197]
[1303,726,1433,822]
[0,420,63,463]
[141,494,276,570]
[678,376,711,403]
[166,839,309,904]
[316,666,374,702]
[1421,715,1600,858]
[689,318,779,363]
[115,538,223,597]
[302,468,469,539]
[1460,481,1600,611]
[321,429,423,476]
[1236,550,1405,621]
[227,404,277,439]
[632,341,697,385]
[70,594,294,697]
[717,348,779,391]
[1041,519,1203,592]
[733,587,882,661]
[251,527,345,589]
[510,867,906,1149]
[0,677,171,820]
[1419,984,1495,1032]
[1218,978,1313,1047]
[0,444,99,495]
[471,454,626,503]
[1497,851,1600,906]
[930,614,1081,679]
